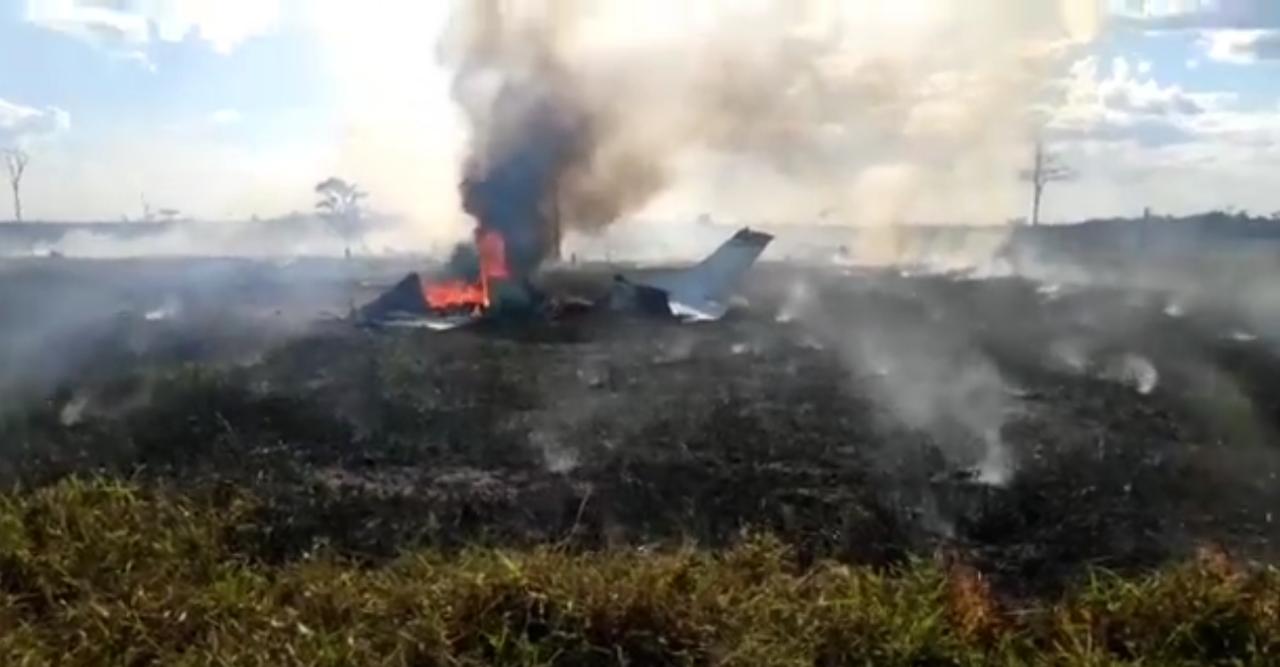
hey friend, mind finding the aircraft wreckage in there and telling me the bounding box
[357,227,774,331]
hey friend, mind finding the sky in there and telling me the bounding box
[1,0,1279,230]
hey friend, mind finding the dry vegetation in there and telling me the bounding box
[0,479,1277,666]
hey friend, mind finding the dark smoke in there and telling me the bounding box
[442,1,681,276]
[459,78,587,276]
[445,2,592,276]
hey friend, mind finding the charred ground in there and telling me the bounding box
[2,258,1279,597]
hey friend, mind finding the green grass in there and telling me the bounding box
[1,479,1278,666]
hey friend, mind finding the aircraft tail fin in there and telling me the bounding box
[687,227,773,291]
[629,227,773,320]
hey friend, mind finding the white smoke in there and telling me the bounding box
[314,0,1104,260]
[1103,353,1159,395]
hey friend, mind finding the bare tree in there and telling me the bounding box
[4,149,29,223]
[1019,141,1074,226]
[315,177,368,258]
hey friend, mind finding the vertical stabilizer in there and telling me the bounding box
[626,227,773,320]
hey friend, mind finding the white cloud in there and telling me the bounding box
[208,109,243,126]
[1113,2,1280,30]
[1202,29,1280,63]
[23,0,282,64]
[1036,44,1280,218]
[1110,0,1280,63]
[1182,106,1280,149]
[0,98,71,147]
[1048,55,1209,144]
[1049,54,1280,150]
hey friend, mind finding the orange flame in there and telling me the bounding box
[421,229,510,312]
[477,228,509,281]
[422,278,488,310]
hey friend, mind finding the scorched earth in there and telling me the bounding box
[1,257,1278,597]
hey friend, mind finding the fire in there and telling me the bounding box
[422,278,488,311]
[421,229,510,312]
[477,227,510,281]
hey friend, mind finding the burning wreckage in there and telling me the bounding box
[357,39,775,331]
[357,227,774,330]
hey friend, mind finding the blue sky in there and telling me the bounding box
[1,1,1279,226]
[0,6,330,151]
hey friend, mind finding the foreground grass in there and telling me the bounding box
[0,480,1278,666]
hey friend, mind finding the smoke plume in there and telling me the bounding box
[440,0,1098,270]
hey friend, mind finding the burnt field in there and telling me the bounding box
[3,257,1280,595]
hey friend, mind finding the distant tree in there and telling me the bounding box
[1019,141,1075,226]
[315,177,367,258]
[3,148,29,223]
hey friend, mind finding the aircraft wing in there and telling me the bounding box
[355,272,483,331]
[620,227,773,321]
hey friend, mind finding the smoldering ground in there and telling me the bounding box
[3,253,1280,594]
[0,257,411,409]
